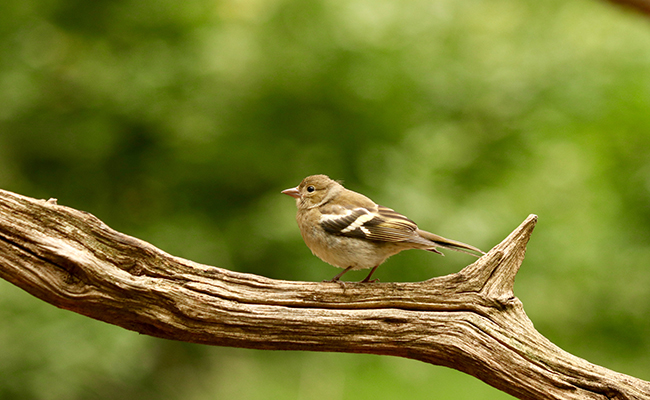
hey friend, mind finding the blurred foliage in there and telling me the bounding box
[1,0,650,398]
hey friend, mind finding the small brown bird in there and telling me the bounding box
[282,175,484,283]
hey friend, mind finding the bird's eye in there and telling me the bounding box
[307,185,315,193]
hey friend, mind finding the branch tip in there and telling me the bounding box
[458,215,537,299]
[485,214,537,298]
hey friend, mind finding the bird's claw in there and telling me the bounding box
[359,278,380,283]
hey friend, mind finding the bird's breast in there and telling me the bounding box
[299,223,401,270]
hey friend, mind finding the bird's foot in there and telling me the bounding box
[325,266,354,284]
[359,277,380,283]
[323,277,347,288]
[358,265,380,283]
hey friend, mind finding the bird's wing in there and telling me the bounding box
[320,205,426,243]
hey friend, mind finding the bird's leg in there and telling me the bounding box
[325,266,354,283]
[359,265,380,283]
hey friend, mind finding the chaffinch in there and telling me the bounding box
[282,174,484,283]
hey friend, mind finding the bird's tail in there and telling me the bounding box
[416,229,485,257]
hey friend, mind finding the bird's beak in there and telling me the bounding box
[281,186,301,199]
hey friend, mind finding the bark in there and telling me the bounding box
[0,188,648,400]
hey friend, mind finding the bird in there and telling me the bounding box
[282,174,484,283]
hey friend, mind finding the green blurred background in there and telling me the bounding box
[1,0,650,398]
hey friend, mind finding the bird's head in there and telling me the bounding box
[282,174,342,210]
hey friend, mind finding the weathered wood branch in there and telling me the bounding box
[0,188,648,400]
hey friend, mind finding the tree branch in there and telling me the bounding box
[606,0,650,16]
[0,188,648,400]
